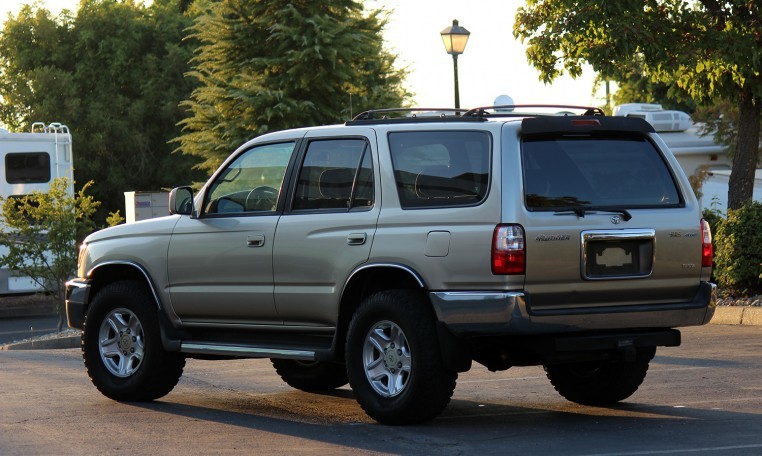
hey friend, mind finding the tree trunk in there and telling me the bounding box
[727,90,761,210]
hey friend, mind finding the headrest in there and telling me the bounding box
[319,168,354,199]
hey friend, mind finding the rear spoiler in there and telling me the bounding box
[521,116,655,136]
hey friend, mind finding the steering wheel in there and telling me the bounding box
[245,186,278,211]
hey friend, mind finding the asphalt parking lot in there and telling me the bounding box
[1,324,761,455]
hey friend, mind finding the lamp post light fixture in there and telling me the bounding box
[440,19,470,109]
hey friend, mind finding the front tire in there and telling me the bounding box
[82,280,185,402]
[544,347,655,405]
[271,359,348,391]
[345,290,457,425]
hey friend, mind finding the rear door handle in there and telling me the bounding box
[347,233,367,246]
[246,234,265,247]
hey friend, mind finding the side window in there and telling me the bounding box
[389,131,490,209]
[204,141,296,215]
[6,152,51,184]
[292,138,374,211]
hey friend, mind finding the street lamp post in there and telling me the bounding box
[440,19,470,109]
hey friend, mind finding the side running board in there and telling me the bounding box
[180,342,316,360]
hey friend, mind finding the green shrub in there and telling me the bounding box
[713,201,762,295]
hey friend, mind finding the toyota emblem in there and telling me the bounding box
[610,215,622,225]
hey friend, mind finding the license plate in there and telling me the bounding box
[585,240,652,279]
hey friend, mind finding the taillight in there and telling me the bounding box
[492,224,525,275]
[700,219,713,268]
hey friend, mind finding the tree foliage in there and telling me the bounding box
[0,178,102,329]
[0,0,203,223]
[602,58,697,114]
[176,0,410,174]
[514,0,762,209]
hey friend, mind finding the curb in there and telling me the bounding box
[0,334,80,351]
[710,306,762,326]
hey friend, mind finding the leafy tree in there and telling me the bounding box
[514,1,761,210]
[176,0,410,174]
[0,0,203,223]
[605,59,697,114]
[0,178,108,330]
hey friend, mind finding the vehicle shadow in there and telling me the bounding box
[128,386,762,455]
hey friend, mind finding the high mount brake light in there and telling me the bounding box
[571,119,601,127]
[492,224,525,275]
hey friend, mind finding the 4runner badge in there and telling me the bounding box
[610,215,622,224]
[535,234,570,242]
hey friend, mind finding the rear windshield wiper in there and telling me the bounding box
[555,206,632,221]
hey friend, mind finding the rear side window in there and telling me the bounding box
[292,138,373,211]
[521,136,681,209]
[6,152,50,184]
[389,131,490,209]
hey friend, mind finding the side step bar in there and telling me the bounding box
[180,342,316,360]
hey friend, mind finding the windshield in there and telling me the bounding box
[521,136,682,210]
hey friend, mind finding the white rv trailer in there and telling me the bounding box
[0,122,74,294]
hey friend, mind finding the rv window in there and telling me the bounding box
[5,152,51,184]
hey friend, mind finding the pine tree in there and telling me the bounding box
[177,0,410,174]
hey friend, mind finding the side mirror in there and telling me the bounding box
[169,187,194,216]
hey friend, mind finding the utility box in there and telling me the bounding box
[124,191,169,223]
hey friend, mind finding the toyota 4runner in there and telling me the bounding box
[66,105,716,424]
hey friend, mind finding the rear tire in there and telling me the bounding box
[345,289,457,425]
[271,359,348,391]
[544,347,655,405]
[82,280,185,402]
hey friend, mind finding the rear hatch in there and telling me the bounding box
[517,116,704,311]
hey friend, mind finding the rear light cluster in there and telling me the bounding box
[700,219,713,268]
[492,224,525,275]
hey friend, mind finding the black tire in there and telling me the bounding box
[271,359,348,392]
[82,280,185,402]
[544,347,656,406]
[345,289,457,425]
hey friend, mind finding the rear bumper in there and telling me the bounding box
[430,281,716,336]
[65,278,91,330]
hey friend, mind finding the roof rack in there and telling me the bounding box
[345,105,605,126]
[346,108,486,126]
[463,104,605,118]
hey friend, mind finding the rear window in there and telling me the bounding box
[389,131,490,209]
[521,136,681,209]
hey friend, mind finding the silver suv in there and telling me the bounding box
[66,105,715,424]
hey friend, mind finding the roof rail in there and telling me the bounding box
[346,108,486,126]
[464,104,605,118]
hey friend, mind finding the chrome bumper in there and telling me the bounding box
[430,282,716,336]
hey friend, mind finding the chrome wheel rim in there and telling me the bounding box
[362,320,411,397]
[98,308,145,378]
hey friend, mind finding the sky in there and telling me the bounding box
[0,0,605,109]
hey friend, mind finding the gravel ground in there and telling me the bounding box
[716,290,762,307]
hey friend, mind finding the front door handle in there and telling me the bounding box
[347,233,367,246]
[247,234,265,247]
